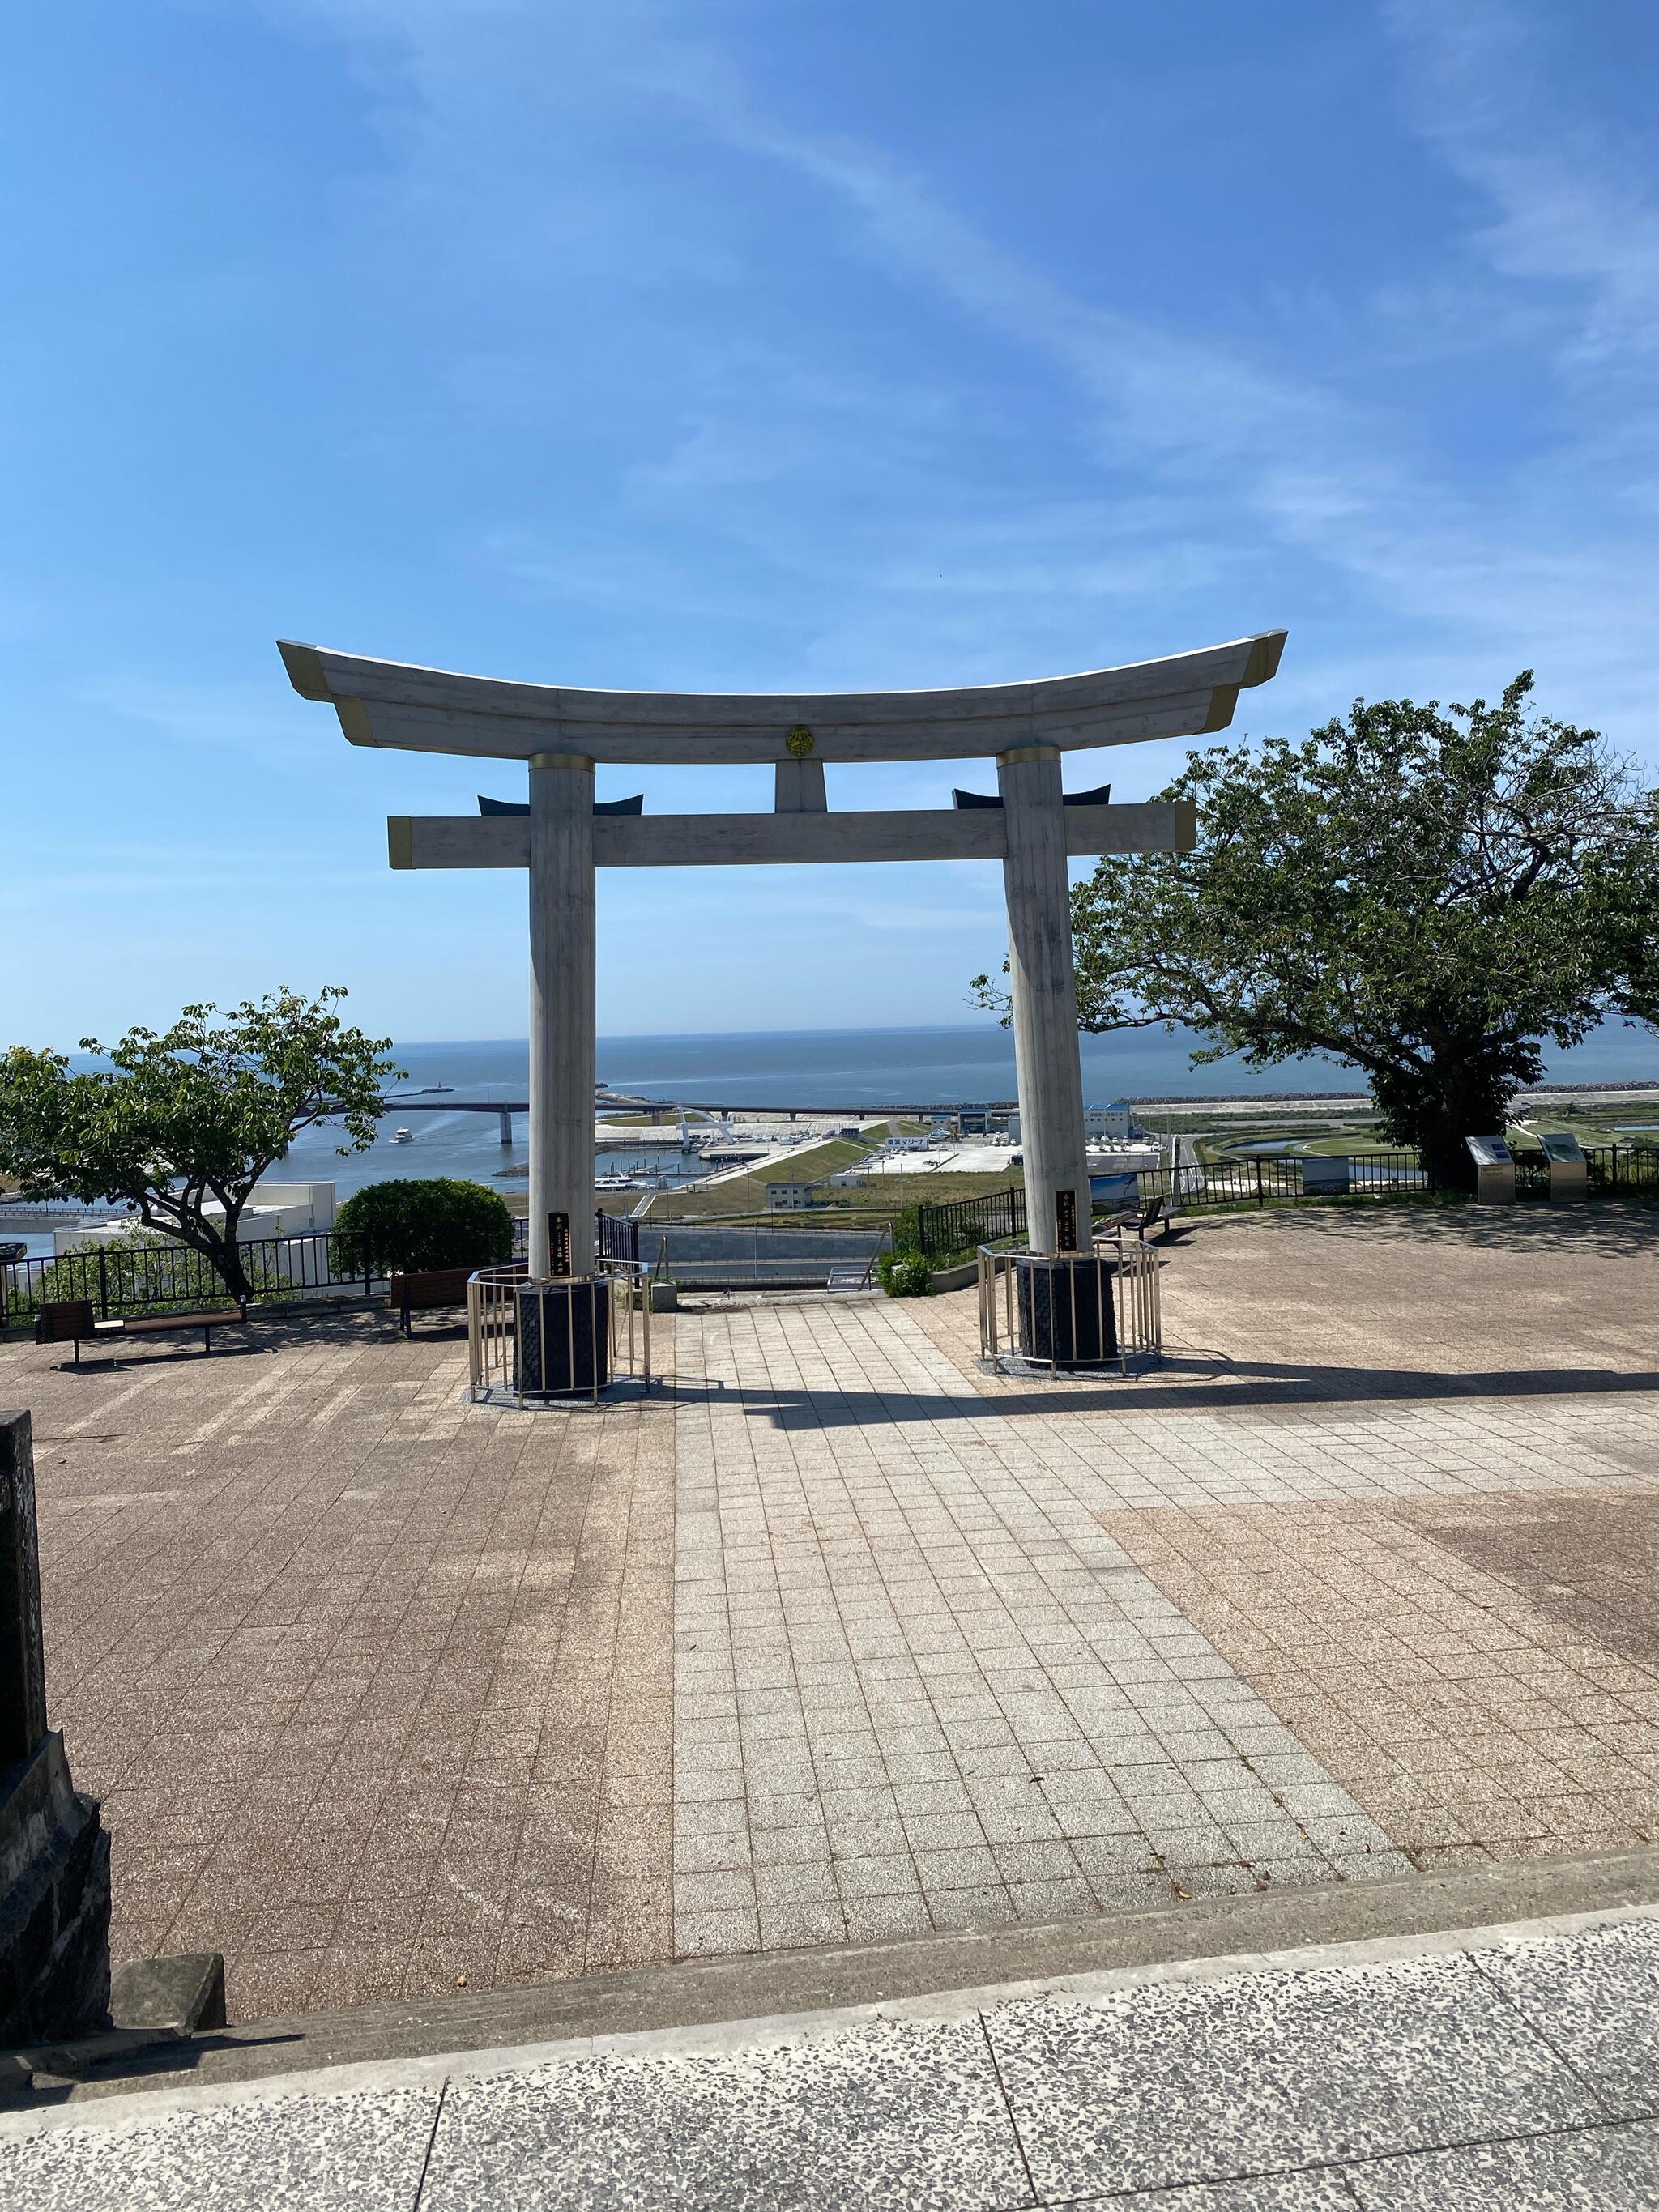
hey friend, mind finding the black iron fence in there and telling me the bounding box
[0,1230,379,1327]
[1153,1153,1430,1208]
[0,1208,644,1327]
[901,1141,1659,1264]
[7,1144,1652,1324]
[905,1187,1026,1263]
[1587,1143,1659,1191]
[596,1209,640,1266]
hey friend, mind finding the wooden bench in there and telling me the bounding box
[1098,1196,1188,1246]
[388,1267,476,1336]
[36,1298,249,1366]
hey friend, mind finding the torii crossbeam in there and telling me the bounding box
[281,628,1286,1387]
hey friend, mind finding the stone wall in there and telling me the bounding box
[1,1409,111,2046]
[0,1733,111,2046]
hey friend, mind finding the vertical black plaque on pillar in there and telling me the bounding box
[1,1409,49,1767]
[1055,1188,1079,1255]
[548,1211,572,1279]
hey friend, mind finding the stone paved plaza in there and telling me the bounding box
[2,1204,1656,2022]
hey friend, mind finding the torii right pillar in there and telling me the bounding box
[998,743,1091,1258]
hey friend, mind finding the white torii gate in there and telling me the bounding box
[280,628,1284,1334]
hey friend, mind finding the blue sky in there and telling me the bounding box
[5,0,1657,1046]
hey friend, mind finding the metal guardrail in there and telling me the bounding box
[976,1239,1162,1378]
[1586,1144,1659,1191]
[8,1142,1652,1332]
[596,1209,641,1265]
[909,1140,1659,1266]
[910,1187,1026,1262]
[0,1230,384,1327]
[1115,1240,1162,1361]
[466,1256,659,1405]
[1161,1153,1429,1207]
[0,1219,539,1327]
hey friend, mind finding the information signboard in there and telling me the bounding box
[1538,1129,1588,1200]
[1465,1133,1516,1204]
[1538,1132,1584,1164]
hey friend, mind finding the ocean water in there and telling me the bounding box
[266,1021,1659,1201]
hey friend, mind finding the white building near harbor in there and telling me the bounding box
[1084,1102,1132,1140]
[54,1180,337,1255]
[765,1180,817,1211]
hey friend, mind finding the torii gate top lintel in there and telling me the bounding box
[278,629,1285,765]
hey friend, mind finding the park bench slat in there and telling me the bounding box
[389,1267,477,1336]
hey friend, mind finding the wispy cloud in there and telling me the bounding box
[1383,0,1659,369]
[262,0,1659,751]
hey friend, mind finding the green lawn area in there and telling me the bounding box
[647,1135,874,1219]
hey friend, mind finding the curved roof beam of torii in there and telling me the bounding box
[277,629,1286,766]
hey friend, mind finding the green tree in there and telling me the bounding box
[332,1178,513,1276]
[975,676,1658,1191]
[0,988,399,1298]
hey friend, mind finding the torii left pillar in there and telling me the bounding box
[528,751,597,1280]
[998,744,1090,1256]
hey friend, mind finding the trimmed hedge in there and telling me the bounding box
[331,1178,514,1276]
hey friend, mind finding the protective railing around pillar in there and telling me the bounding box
[466,1255,660,1404]
[1113,1241,1162,1364]
[976,1241,1161,1377]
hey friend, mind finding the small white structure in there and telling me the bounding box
[1086,1143,1159,1178]
[206,1182,338,1237]
[766,1180,817,1211]
[829,1170,867,1188]
[56,1180,336,1254]
[1084,1102,1132,1141]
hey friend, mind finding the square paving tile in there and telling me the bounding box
[984,1950,1601,2199]
[420,2016,1027,2210]
[0,2084,439,2212]
[1345,2120,1659,2208]
[1475,1916,1659,2120]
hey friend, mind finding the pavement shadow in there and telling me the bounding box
[45,1339,274,1376]
[739,1359,1659,1426]
[2,2027,305,2112]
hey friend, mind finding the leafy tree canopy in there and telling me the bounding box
[332,1177,514,1276]
[975,675,1658,1189]
[0,987,399,1295]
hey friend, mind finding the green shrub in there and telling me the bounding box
[877,1251,933,1298]
[332,1178,514,1276]
[889,1206,923,1255]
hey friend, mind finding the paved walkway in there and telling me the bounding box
[5,1906,1658,2206]
[2,1205,1655,2022]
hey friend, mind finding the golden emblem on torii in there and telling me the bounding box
[785,726,815,757]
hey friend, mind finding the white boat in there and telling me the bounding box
[392,1127,415,1144]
